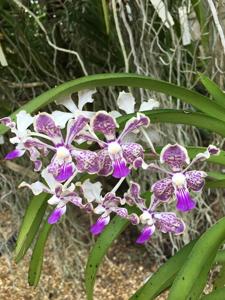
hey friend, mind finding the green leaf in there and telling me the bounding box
[15,193,48,262]
[28,216,53,287]
[136,110,225,138]
[187,252,215,299]
[85,192,151,300]
[85,216,129,300]
[200,74,225,109]
[206,179,225,189]
[215,250,225,264]
[129,240,197,300]
[207,171,225,180]
[1,73,225,135]
[168,216,225,300]
[213,263,225,291]
[101,0,110,34]
[201,287,225,300]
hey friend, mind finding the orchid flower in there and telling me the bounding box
[90,192,139,235]
[81,179,138,235]
[33,113,100,182]
[149,144,220,212]
[51,89,97,128]
[0,111,49,171]
[19,169,90,224]
[124,182,185,244]
[77,111,150,178]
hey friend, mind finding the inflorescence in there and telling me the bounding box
[0,90,220,244]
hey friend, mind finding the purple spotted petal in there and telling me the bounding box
[153,212,185,235]
[73,150,100,174]
[55,163,75,182]
[34,160,42,172]
[136,225,155,244]
[151,178,174,201]
[207,145,220,155]
[65,115,89,145]
[124,182,145,208]
[0,117,15,129]
[97,149,113,176]
[48,206,66,224]
[128,213,140,225]
[24,138,49,157]
[122,143,144,166]
[69,196,83,208]
[114,207,128,218]
[112,158,130,178]
[34,113,63,145]
[90,216,110,235]
[185,170,207,192]
[118,114,150,142]
[84,203,94,213]
[103,192,121,208]
[91,111,117,141]
[160,144,190,172]
[133,157,144,169]
[175,187,196,212]
[5,149,25,160]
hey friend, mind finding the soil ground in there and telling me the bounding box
[0,208,168,300]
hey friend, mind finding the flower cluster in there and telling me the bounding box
[0,90,220,244]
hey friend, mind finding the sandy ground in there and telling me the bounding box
[0,207,168,300]
[0,237,168,300]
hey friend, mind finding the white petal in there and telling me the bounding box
[9,136,20,144]
[139,99,159,111]
[117,91,135,114]
[16,110,33,132]
[41,168,59,191]
[48,195,61,205]
[78,89,96,111]
[82,179,102,202]
[55,95,78,113]
[51,110,74,128]
[19,181,46,195]
[94,205,106,214]
[109,110,122,118]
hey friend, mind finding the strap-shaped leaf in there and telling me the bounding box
[85,216,129,300]
[141,110,225,137]
[168,216,225,300]
[187,252,215,299]
[201,287,225,300]
[15,193,48,262]
[1,73,225,135]
[28,216,52,287]
[200,74,225,109]
[85,192,151,300]
[129,240,197,300]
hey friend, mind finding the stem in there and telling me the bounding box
[64,170,78,188]
[111,177,126,193]
[141,127,158,155]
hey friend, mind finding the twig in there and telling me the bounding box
[11,0,88,75]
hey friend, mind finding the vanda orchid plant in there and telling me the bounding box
[2,74,225,300]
